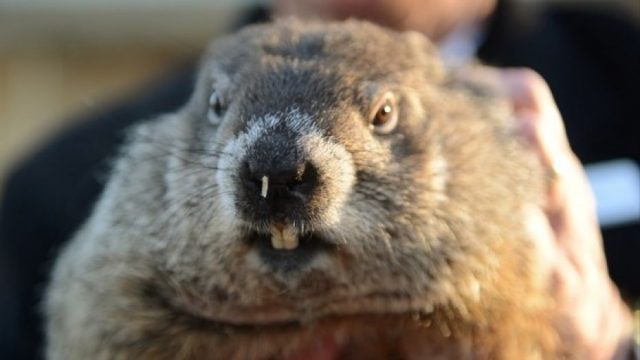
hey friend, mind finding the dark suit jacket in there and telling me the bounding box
[1,2,637,358]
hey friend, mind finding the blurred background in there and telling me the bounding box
[0,0,639,358]
[0,0,252,194]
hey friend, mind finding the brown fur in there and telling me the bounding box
[45,19,582,359]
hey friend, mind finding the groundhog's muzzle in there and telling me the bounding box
[240,126,320,229]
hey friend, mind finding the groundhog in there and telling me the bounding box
[45,19,582,359]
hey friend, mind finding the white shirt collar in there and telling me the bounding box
[437,23,486,69]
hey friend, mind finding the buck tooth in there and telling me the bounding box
[271,234,284,249]
[282,226,299,250]
[269,223,298,250]
[270,225,284,249]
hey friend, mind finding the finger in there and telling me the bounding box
[499,68,571,157]
[498,69,571,215]
[498,69,605,264]
[499,69,557,116]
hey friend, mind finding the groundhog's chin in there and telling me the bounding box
[173,309,447,360]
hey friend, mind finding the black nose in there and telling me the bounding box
[249,160,317,198]
[241,157,319,220]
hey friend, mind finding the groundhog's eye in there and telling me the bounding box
[369,92,398,134]
[207,90,226,125]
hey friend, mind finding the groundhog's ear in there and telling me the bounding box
[402,30,446,83]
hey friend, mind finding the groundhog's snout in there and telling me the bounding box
[217,110,355,265]
[239,129,320,217]
[233,126,331,256]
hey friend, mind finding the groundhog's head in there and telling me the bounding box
[133,19,538,357]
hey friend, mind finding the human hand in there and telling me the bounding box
[499,68,634,359]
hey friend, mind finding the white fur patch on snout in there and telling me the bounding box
[298,130,355,229]
[215,108,355,231]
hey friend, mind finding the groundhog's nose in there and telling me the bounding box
[246,160,318,200]
[240,156,320,219]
